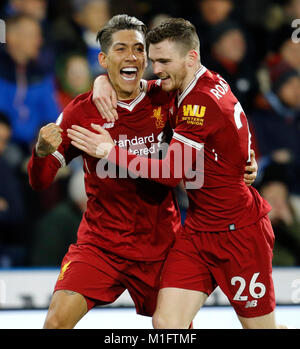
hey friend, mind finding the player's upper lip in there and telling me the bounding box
[160,75,170,80]
[120,66,138,73]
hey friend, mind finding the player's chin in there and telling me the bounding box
[119,78,139,92]
[160,78,174,92]
[120,75,138,84]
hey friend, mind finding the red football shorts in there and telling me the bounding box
[54,243,164,316]
[160,215,276,318]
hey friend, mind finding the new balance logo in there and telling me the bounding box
[245,300,257,308]
[103,123,115,129]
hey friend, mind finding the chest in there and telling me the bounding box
[81,103,169,171]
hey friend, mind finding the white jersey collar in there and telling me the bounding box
[177,65,207,107]
[117,79,147,112]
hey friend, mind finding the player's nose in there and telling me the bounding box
[126,49,137,61]
[152,62,162,75]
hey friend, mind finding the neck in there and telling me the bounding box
[115,84,142,101]
[7,47,30,66]
[179,63,202,93]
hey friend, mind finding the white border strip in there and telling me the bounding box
[178,66,207,107]
[173,132,203,151]
[117,80,147,112]
[51,151,66,168]
[55,112,63,126]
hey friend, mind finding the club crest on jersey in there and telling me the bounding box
[182,105,206,126]
[151,107,165,129]
[58,261,71,281]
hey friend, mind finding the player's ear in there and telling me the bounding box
[187,50,199,68]
[98,52,108,69]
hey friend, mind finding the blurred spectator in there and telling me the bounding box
[265,0,300,39]
[143,13,171,79]
[279,31,300,73]
[266,26,300,75]
[261,0,300,82]
[0,14,60,161]
[188,0,236,62]
[257,27,300,104]
[30,170,87,266]
[250,61,300,194]
[56,53,92,109]
[52,0,111,77]
[3,0,56,73]
[0,112,26,267]
[5,0,48,21]
[134,0,179,24]
[196,0,234,25]
[207,20,259,112]
[259,167,300,266]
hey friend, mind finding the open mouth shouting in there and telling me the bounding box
[120,66,138,81]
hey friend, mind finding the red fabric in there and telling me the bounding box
[54,243,164,315]
[160,215,276,318]
[109,67,271,232]
[28,82,181,261]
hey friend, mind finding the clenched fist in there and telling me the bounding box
[35,123,63,157]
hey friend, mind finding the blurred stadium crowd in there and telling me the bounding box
[0,0,299,268]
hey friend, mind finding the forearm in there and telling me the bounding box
[112,146,181,187]
[107,140,197,188]
[27,148,60,191]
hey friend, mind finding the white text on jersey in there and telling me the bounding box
[210,75,229,100]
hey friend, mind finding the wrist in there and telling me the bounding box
[35,144,47,157]
[96,142,115,159]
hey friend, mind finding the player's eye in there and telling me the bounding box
[159,60,170,64]
[135,46,144,52]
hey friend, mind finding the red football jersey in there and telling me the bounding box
[111,67,271,232]
[28,80,181,261]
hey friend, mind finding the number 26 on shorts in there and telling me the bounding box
[231,272,266,301]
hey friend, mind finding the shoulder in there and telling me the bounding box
[65,91,93,111]
[180,88,222,116]
[177,84,225,132]
[145,79,174,106]
[183,69,238,116]
[197,69,232,103]
[56,91,97,126]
